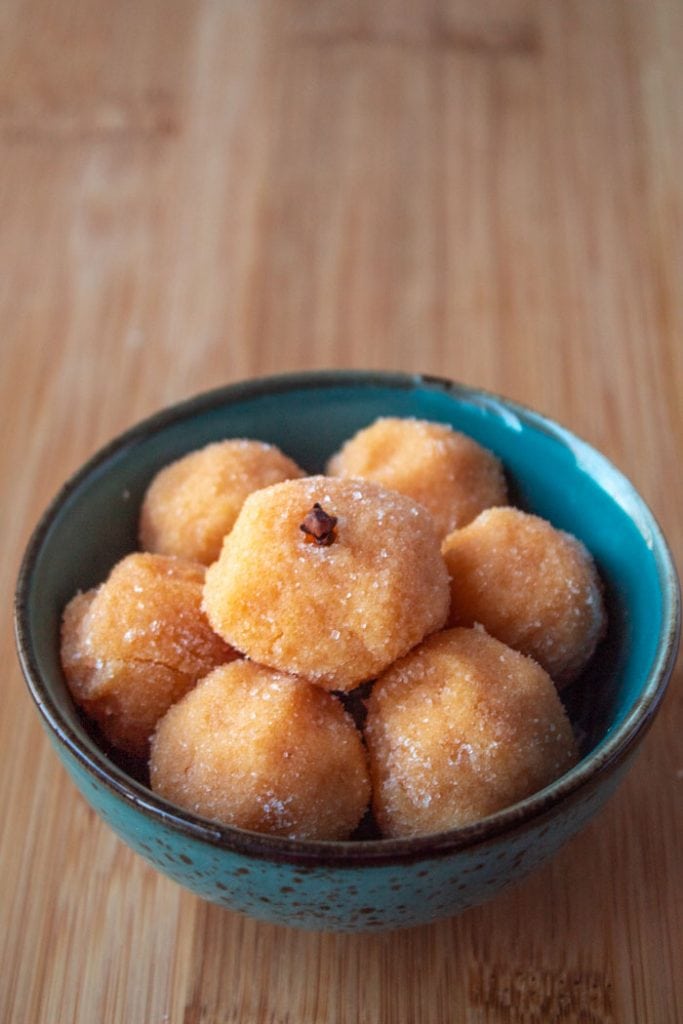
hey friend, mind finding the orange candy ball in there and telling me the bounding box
[327,417,507,538]
[365,627,578,838]
[442,507,606,686]
[150,660,371,840]
[139,439,304,565]
[202,476,450,691]
[60,553,235,757]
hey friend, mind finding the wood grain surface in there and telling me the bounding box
[1,1,681,1021]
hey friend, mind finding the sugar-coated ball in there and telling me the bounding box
[327,417,507,538]
[442,507,606,686]
[149,660,371,840]
[60,553,235,757]
[202,476,451,692]
[139,439,304,565]
[365,627,578,838]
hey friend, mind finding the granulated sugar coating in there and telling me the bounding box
[202,476,450,691]
[139,439,304,565]
[442,507,606,687]
[149,660,371,840]
[365,627,578,838]
[327,417,508,538]
[60,553,236,757]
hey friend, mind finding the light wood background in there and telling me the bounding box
[1,1,681,1021]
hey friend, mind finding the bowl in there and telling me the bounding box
[14,371,680,931]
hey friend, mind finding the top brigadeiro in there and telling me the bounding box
[202,476,450,692]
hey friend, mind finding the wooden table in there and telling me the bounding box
[2,2,681,1021]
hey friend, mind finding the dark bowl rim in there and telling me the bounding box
[14,370,681,868]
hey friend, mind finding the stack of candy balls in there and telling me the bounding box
[60,419,606,841]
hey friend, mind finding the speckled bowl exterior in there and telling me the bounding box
[15,372,680,931]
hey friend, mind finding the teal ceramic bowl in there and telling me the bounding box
[15,372,680,931]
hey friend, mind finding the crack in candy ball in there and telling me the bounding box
[149,660,371,840]
[139,439,305,565]
[327,417,508,538]
[441,507,606,687]
[365,627,579,838]
[202,476,451,692]
[60,553,236,757]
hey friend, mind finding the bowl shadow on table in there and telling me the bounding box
[182,818,625,1023]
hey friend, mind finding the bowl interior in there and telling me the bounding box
[20,372,674,814]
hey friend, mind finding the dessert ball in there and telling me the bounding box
[365,627,578,838]
[61,553,236,757]
[203,476,450,692]
[327,417,507,538]
[149,660,371,840]
[442,507,606,686]
[139,439,304,565]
